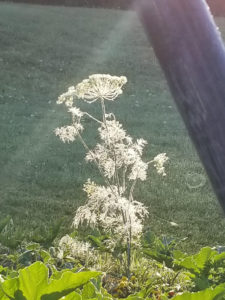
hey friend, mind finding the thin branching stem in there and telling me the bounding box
[122,166,127,194]
[100,98,131,276]
[100,98,121,192]
[129,179,137,202]
[83,112,103,124]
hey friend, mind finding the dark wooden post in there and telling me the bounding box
[136,0,225,212]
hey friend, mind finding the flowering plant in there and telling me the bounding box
[55,74,168,277]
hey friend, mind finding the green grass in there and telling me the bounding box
[1,2,225,252]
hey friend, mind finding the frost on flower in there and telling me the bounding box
[153,153,169,176]
[72,180,149,241]
[55,124,83,143]
[58,234,92,259]
[134,138,148,155]
[75,74,127,102]
[68,106,84,118]
[98,119,127,145]
[128,158,148,181]
[57,86,76,107]
[55,74,169,262]
[85,115,149,180]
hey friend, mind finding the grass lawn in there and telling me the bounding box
[1,2,225,252]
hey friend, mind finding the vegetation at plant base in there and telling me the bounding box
[1,235,225,299]
[1,74,225,299]
[1,2,225,299]
[1,1,225,254]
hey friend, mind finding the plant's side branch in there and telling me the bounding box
[83,112,103,124]
[77,133,112,187]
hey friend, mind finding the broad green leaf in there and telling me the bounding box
[143,248,173,267]
[173,250,187,260]
[18,250,35,266]
[124,296,145,300]
[193,247,217,270]
[213,252,225,263]
[59,291,82,299]
[172,283,225,300]
[175,247,217,274]
[26,243,40,251]
[41,271,101,300]
[19,261,48,299]
[0,262,100,300]
[98,287,113,299]
[0,277,19,299]
[81,282,96,299]
[175,256,199,274]
[39,250,51,263]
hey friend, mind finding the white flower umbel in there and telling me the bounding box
[153,153,169,176]
[55,74,169,277]
[128,158,148,181]
[75,74,127,103]
[68,107,84,118]
[58,234,94,264]
[57,86,76,107]
[55,124,83,143]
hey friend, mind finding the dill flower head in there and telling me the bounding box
[75,74,127,102]
[68,107,84,118]
[55,124,83,143]
[57,86,76,107]
[58,235,92,260]
[153,153,169,176]
[98,118,127,144]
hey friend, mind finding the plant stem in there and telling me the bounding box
[126,215,132,279]
[129,179,137,202]
[100,98,121,192]
[84,112,103,124]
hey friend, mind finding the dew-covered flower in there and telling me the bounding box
[57,86,76,107]
[128,158,148,181]
[68,106,84,118]
[75,74,127,102]
[134,138,148,155]
[58,234,92,259]
[55,74,169,251]
[85,116,149,180]
[153,153,169,176]
[102,158,116,178]
[98,119,127,144]
[72,181,149,240]
[85,142,117,179]
[55,124,83,143]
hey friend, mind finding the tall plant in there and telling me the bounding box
[55,74,168,277]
